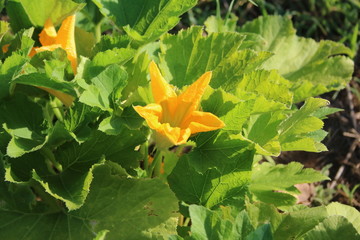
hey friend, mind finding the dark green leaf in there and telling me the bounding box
[93,0,197,43]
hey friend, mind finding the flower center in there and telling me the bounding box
[159,98,194,128]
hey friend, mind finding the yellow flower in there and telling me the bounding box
[32,15,77,107]
[134,61,225,149]
[33,15,77,74]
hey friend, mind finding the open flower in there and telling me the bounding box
[32,15,77,107]
[134,61,225,149]
[33,15,77,74]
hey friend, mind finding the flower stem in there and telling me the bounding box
[148,150,162,177]
[141,142,149,173]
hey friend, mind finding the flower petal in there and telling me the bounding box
[133,104,162,129]
[179,71,212,111]
[56,15,77,74]
[149,61,176,104]
[39,18,57,46]
[185,111,225,134]
[37,86,74,107]
[155,123,191,147]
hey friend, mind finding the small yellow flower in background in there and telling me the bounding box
[32,15,77,74]
[2,43,9,53]
[134,61,225,149]
[33,15,77,107]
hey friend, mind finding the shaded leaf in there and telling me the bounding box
[0,94,47,158]
[7,0,83,32]
[93,0,197,43]
[33,129,146,210]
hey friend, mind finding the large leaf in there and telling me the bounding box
[0,163,178,240]
[250,162,329,207]
[13,72,77,96]
[303,216,359,240]
[0,94,47,158]
[159,27,272,90]
[188,205,272,240]
[72,163,178,239]
[326,202,360,234]
[92,0,197,43]
[7,0,84,32]
[32,129,146,210]
[247,202,328,239]
[247,202,360,239]
[168,131,254,208]
[238,15,354,102]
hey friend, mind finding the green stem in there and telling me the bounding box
[224,0,236,25]
[50,98,64,122]
[40,148,62,174]
[148,150,162,177]
[215,0,221,18]
[183,217,191,226]
[141,142,149,175]
[95,17,107,43]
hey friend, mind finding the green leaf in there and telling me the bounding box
[75,27,96,58]
[247,202,329,239]
[159,26,244,88]
[245,224,273,240]
[92,48,136,67]
[303,216,360,240]
[13,72,77,97]
[189,205,255,240]
[93,34,131,53]
[63,102,100,142]
[0,94,47,158]
[0,53,28,100]
[72,163,178,239]
[5,151,48,182]
[93,0,197,43]
[4,28,34,58]
[99,106,144,134]
[45,122,72,148]
[122,51,151,100]
[204,14,238,34]
[239,15,354,102]
[279,98,329,152]
[250,162,329,207]
[168,131,254,208]
[33,129,146,210]
[7,0,84,32]
[0,210,96,239]
[79,64,128,111]
[201,88,250,132]
[326,202,360,234]
[0,162,178,239]
[0,20,9,42]
[236,70,293,107]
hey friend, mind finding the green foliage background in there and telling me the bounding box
[0,0,358,239]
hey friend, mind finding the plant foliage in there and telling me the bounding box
[0,0,357,239]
